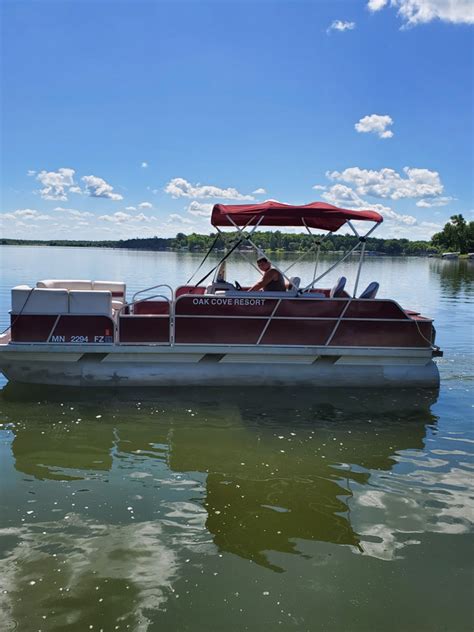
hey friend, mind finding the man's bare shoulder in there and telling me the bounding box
[262,269,278,281]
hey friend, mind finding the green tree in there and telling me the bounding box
[431,214,474,254]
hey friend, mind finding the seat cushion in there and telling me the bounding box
[12,287,69,314]
[93,281,126,297]
[68,290,112,316]
[289,276,301,289]
[330,276,347,298]
[37,279,93,290]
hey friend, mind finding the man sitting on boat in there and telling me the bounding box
[248,257,286,292]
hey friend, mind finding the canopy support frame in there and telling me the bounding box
[214,227,261,275]
[187,212,381,294]
[300,221,380,293]
[225,215,293,286]
[191,215,261,288]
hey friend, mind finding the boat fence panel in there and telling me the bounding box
[11,314,115,344]
[169,295,433,348]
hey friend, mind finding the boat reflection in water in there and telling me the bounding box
[3,385,437,562]
[1,385,448,631]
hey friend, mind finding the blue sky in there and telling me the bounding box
[1,0,473,240]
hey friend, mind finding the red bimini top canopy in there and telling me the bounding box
[211,201,383,232]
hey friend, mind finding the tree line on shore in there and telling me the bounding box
[2,215,472,255]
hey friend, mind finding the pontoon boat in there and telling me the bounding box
[0,202,442,387]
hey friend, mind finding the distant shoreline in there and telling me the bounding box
[0,234,445,257]
[0,241,439,257]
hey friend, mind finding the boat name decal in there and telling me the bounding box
[192,297,265,307]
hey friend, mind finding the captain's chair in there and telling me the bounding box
[288,276,301,290]
[359,281,379,299]
[330,276,347,298]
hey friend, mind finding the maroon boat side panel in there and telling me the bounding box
[330,320,433,347]
[177,295,349,318]
[50,316,114,343]
[175,286,206,298]
[176,295,277,317]
[11,315,57,342]
[133,301,170,315]
[11,315,114,343]
[119,316,170,343]
[344,300,408,319]
[9,296,435,348]
[175,317,264,344]
[275,299,347,318]
[261,320,335,345]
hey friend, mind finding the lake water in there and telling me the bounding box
[0,246,473,631]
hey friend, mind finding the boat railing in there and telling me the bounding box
[131,284,174,309]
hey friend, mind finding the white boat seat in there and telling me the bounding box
[359,281,379,299]
[37,279,126,299]
[69,290,112,316]
[12,286,69,315]
[330,276,347,298]
[288,276,301,289]
[92,281,126,298]
[37,279,93,290]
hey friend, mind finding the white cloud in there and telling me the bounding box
[321,184,415,224]
[164,177,254,200]
[125,206,137,211]
[82,175,123,201]
[135,213,152,222]
[416,196,453,207]
[36,167,76,200]
[319,183,441,238]
[322,184,368,207]
[355,114,394,139]
[35,169,123,202]
[27,169,36,176]
[367,0,474,26]
[187,201,213,217]
[54,206,93,218]
[138,201,153,209]
[252,188,267,195]
[312,184,327,191]
[379,206,418,225]
[99,211,154,223]
[99,212,132,223]
[141,161,148,168]
[10,221,39,229]
[321,185,416,225]
[168,213,193,224]
[2,209,52,221]
[326,166,444,200]
[368,0,388,10]
[327,20,356,33]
